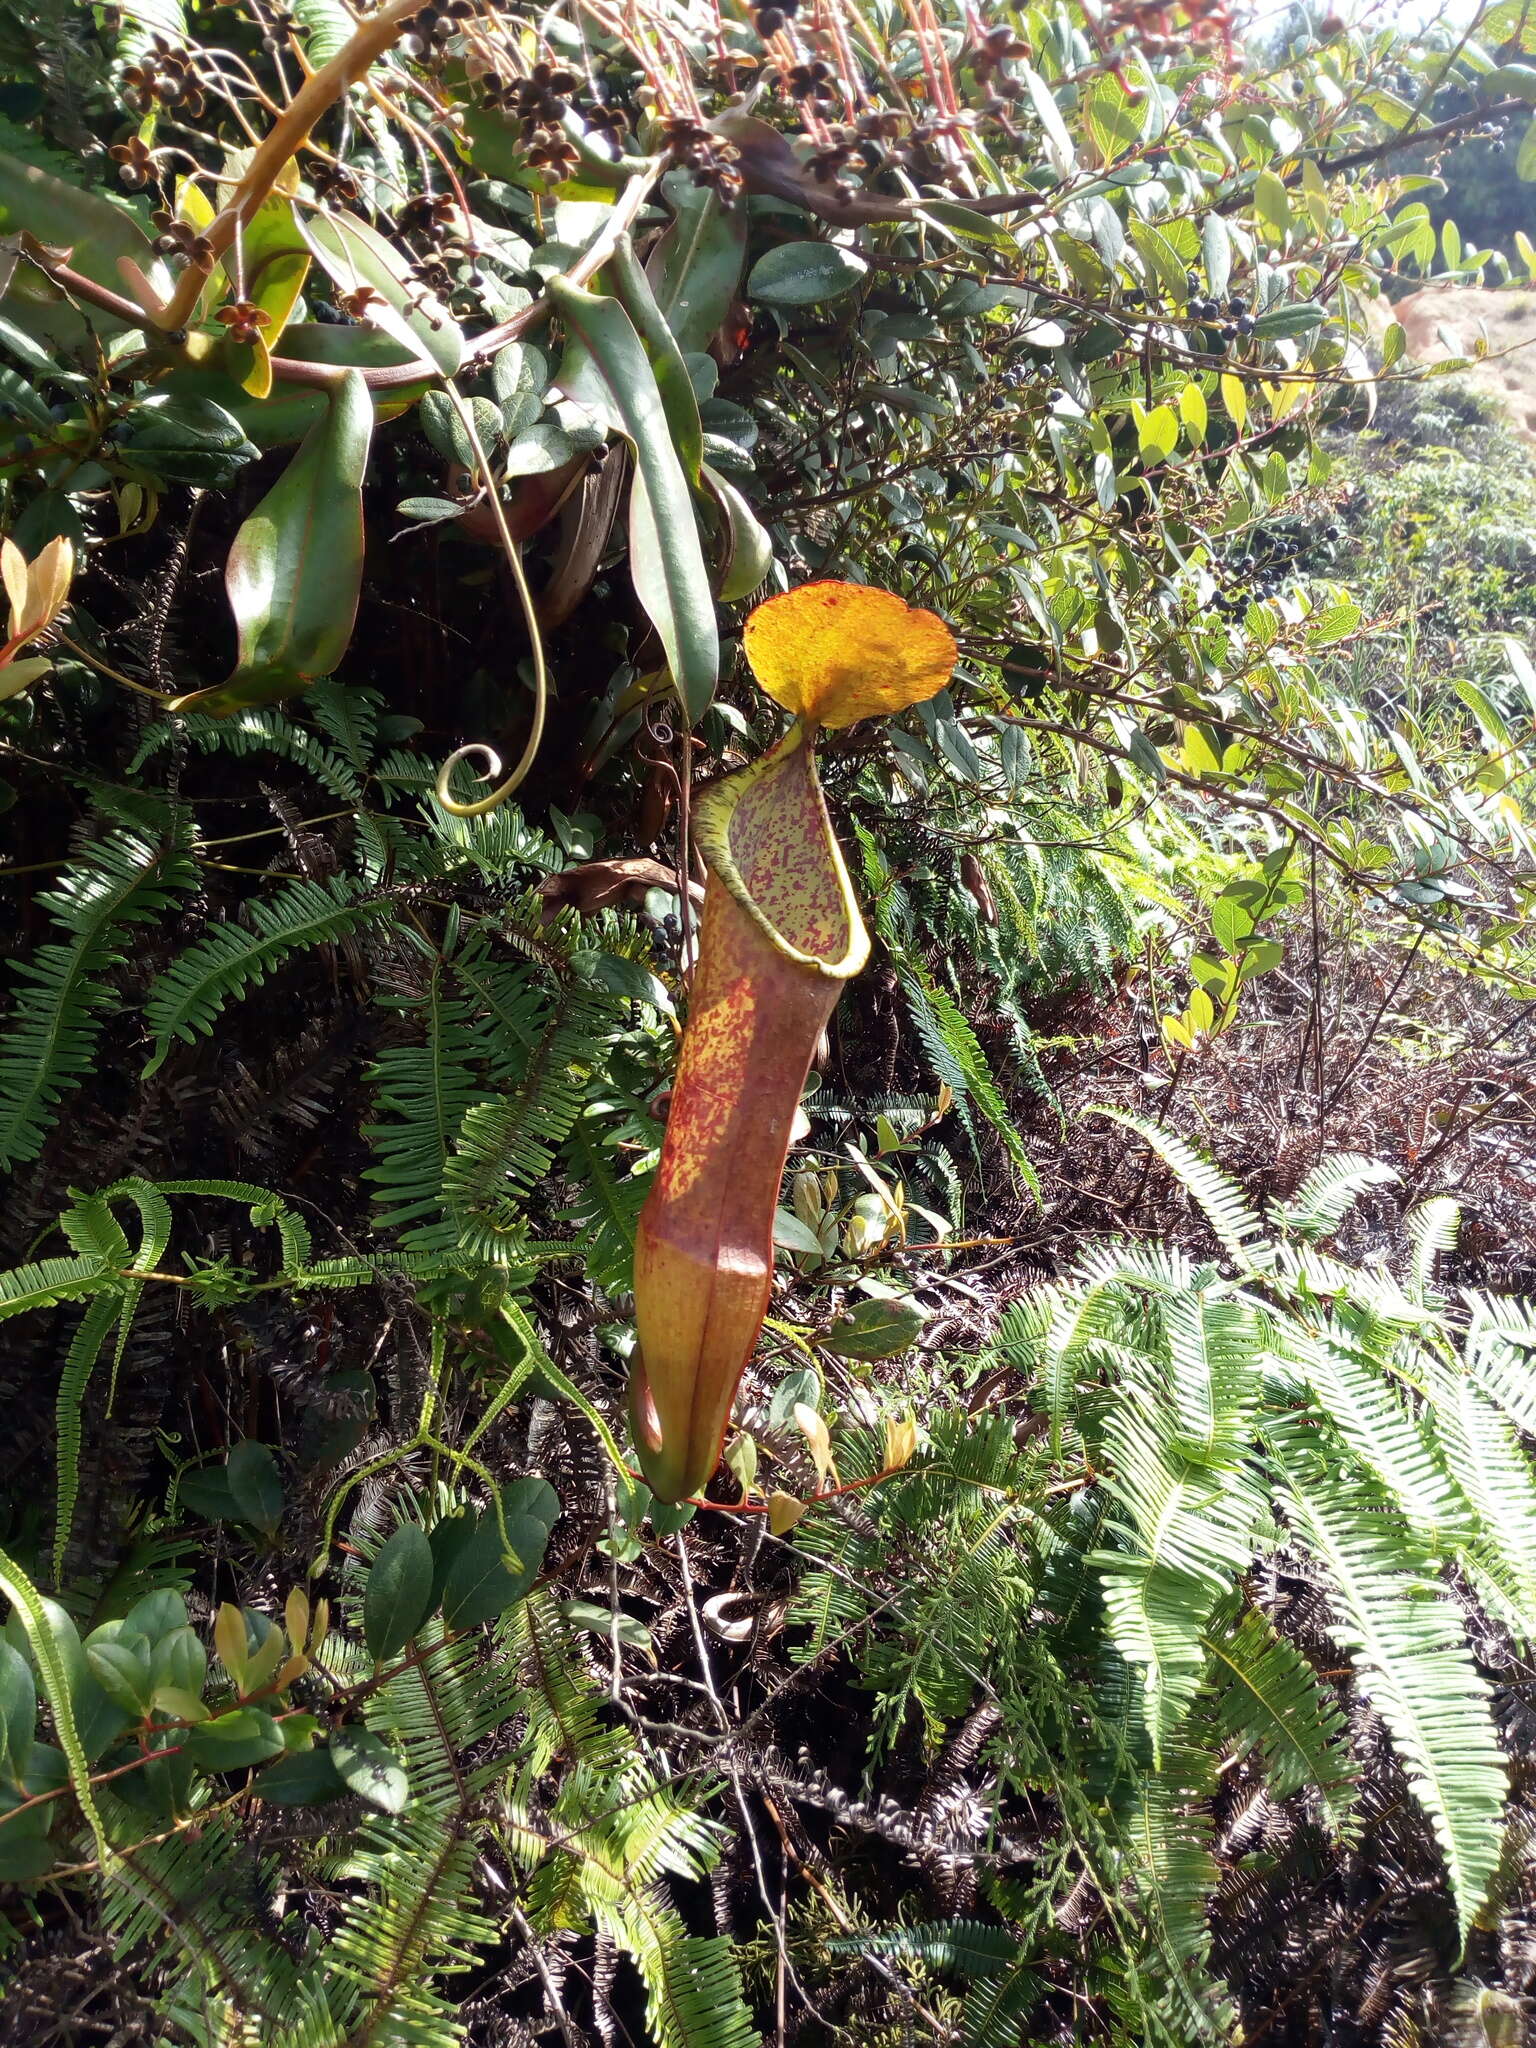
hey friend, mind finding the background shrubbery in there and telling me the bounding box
[2,1,1536,2044]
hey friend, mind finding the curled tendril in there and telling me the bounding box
[433,714,543,817]
[431,382,549,820]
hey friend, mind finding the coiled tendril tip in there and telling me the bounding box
[434,741,527,819]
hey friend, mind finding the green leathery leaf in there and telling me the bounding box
[187,1707,285,1773]
[1202,212,1231,298]
[0,147,171,319]
[1252,302,1326,340]
[550,277,718,724]
[610,235,703,484]
[821,1294,928,1360]
[917,200,1020,252]
[363,1523,435,1663]
[440,1488,553,1629]
[299,209,462,376]
[0,1640,36,1777]
[242,197,311,339]
[226,1438,284,1534]
[331,1726,408,1813]
[704,464,773,601]
[203,370,372,713]
[253,1742,348,1805]
[147,366,416,450]
[644,170,748,353]
[747,240,868,307]
[1486,62,1536,103]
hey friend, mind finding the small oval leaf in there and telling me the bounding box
[331,1726,409,1813]
[747,241,868,307]
[363,1524,435,1664]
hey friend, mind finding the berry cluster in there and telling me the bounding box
[658,117,744,198]
[1211,521,1342,615]
[751,0,800,40]
[1121,277,1257,353]
[120,35,206,118]
[1185,274,1257,345]
[395,1,475,56]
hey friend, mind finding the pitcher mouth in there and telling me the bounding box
[692,720,870,981]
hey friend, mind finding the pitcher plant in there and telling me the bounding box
[629,582,957,1501]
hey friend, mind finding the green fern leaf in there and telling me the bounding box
[898,964,1039,1193]
[1092,1107,1266,1267]
[144,877,390,1073]
[562,1118,651,1294]
[53,1289,130,1583]
[0,828,195,1166]
[365,957,496,1237]
[1203,1605,1354,1825]
[1117,1744,1234,2042]
[1407,1195,1461,1302]
[1275,1153,1398,1241]
[1284,1460,1507,1946]
[0,1254,112,1321]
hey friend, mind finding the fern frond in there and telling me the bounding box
[830,1918,1022,1977]
[144,877,391,1072]
[1464,1293,1536,1434]
[1117,1745,1234,2043]
[326,1803,488,2042]
[1283,1458,1507,1946]
[561,1118,651,1294]
[439,985,602,1261]
[133,705,365,806]
[1275,1153,1398,1241]
[154,1178,313,1271]
[1088,1290,1270,1750]
[1428,1370,1536,1644]
[1408,1196,1461,1302]
[101,1815,308,2030]
[1092,1107,1266,1267]
[1203,1605,1354,1826]
[306,679,382,769]
[53,1288,130,1582]
[833,1922,1042,2048]
[365,957,496,1238]
[0,1253,112,1321]
[1287,1321,1470,1544]
[0,827,196,1166]
[896,963,1039,1194]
